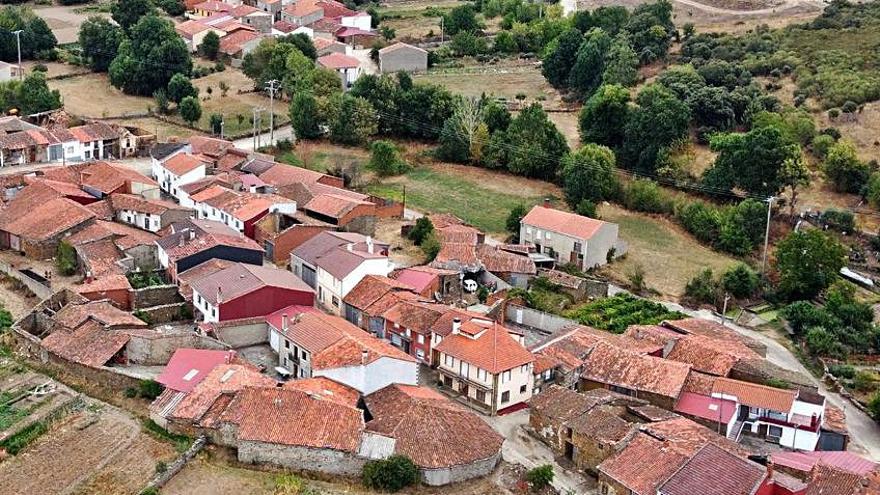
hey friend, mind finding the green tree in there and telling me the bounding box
[562,144,618,208]
[704,126,803,197]
[0,6,57,61]
[282,47,316,96]
[166,73,198,104]
[109,15,192,96]
[506,204,527,239]
[621,84,690,173]
[504,103,569,179]
[685,268,720,306]
[868,392,880,421]
[775,229,847,300]
[16,73,61,115]
[602,34,639,87]
[805,327,843,358]
[722,263,759,298]
[526,465,554,492]
[369,140,407,176]
[56,241,77,276]
[824,140,870,194]
[578,84,630,151]
[568,28,612,97]
[156,0,185,15]
[577,199,598,218]
[421,231,442,262]
[111,0,154,32]
[290,91,322,139]
[866,172,880,209]
[408,217,434,245]
[78,16,124,72]
[482,99,511,133]
[179,96,202,126]
[209,113,222,135]
[329,95,378,145]
[624,0,674,63]
[443,5,481,35]
[310,68,342,97]
[541,28,583,88]
[494,30,518,53]
[282,33,317,60]
[153,89,169,114]
[450,31,486,56]
[199,31,220,60]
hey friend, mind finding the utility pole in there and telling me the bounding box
[219,115,225,140]
[252,107,261,150]
[265,79,280,148]
[761,196,774,277]
[12,30,23,82]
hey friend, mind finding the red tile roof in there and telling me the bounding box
[392,268,437,295]
[41,319,131,368]
[0,196,94,241]
[170,363,274,422]
[162,153,210,176]
[219,29,260,55]
[80,161,158,194]
[76,273,132,297]
[304,192,371,218]
[188,136,235,158]
[521,205,609,241]
[641,416,748,457]
[581,341,691,399]
[674,391,737,424]
[599,433,689,495]
[282,377,360,407]
[342,275,414,310]
[658,443,766,495]
[255,163,326,186]
[190,262,314,305]
[771,451,878,477]
[109,193,188,216]
[665,333,759,377]
[157,349,237,393]
[315,245,388,280]
[317,52,360,69]
[158,219,263,261]
[54,299,147,329]
[712,378,796,413]
[265,304,319,331]
[435,320,533,374]
[805,464,875,495]
[364,384,503,469]
[222,386,364,452]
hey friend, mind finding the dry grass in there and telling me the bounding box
[547,111,581,150]
[597,203,739,298]
[21,61,89,79]
[49,73,153,118]
[117,117,206,141]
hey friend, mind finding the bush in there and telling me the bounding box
[868,392,880,420]
[138,379,164,400]
[622,179,672,214]
[676,201,721,246]
[853,370,877,392]
[722,264,759,299]
[56,241,77,276]
[526,465,554,492]
[820,209,855,233]
[0,420,48,455]
[780,301,831,336]
[369,140,408,176]
[362,455,420,492]
[124,387,138,398]
[408,217,434,245]
[828,363,856,379]
[421,232,441,262]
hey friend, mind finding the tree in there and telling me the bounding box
[506,204,527,240]
[688,86,736,133]
[482,100,511,133]
[504,103,569,180]
[562,144,618,208]
[282,47,317,96]
[866,172,880,209]
[109,15,192,96]
[282,33,317,60]
[869,392,880,421]
[685,269,720,306]
[722,263,759,299]
[541,28,583,88]
[200,31,220,60]
[179,96,202,126]
[579,84,630,151]
[16,73,61,115]
[111,0,154,32]
[621,84,690,173]
[56,241,77,276]
[166,73,198,104]
[421,231,441,262]
[156,0,185,15]
[153,89,169,114]
[568,28,612,97]
[0,6,57,62]
[494,30,518,53]
[775,229,847,300]
[209,113,222,135]
[805,327,843,357]
[779,152,810,217]
[310,68,343,98]
[369,140,407,176]
[824,140,870,194]
[78,16,123,72]
[624,0,674,63]
[704,126,803,197]
[450,31,486,56]
[329,95,378,145]
[443,5,480,35]
[526,465,554,492]
[576,199,597,218]
[602,34,639,87]
[290,91,322,139]
[408,217,434,245]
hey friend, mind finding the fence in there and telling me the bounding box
[505,304,577,335]
[0,260,53,300]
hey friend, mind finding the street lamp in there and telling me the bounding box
[12,30,23,82]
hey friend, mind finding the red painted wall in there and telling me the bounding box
[218,285,314,321]
[243,209,270,239]
[384,324,433,364]
[755,476,807,495]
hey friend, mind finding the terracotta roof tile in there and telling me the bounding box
[190,262,313,305]
[158,219,263,261]
[806,464,875,495]
[282,377,360,407]
[41,319,131,368]
[109,193,189,216]
[658,443,766,495]
[162,153,210,176]
[170,363,274,422]
[522,205,609,240]
[76,273,132,297]
[712,378,796,413]
[317,52,360,69]
[343,275,414,310]
[581,341,691,399]
[364,384,503,469]
[771,451,878,477]
[158,348,237,393]
[435,320,533,374]
[598,433,689,495]
[641,416,748,457]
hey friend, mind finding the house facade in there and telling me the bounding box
[378,43,428,73]
[520,204,620,270]
[154,152,209,199]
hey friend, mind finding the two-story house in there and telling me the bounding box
[520,203,620,270]
[156,218,264,282]
[154,152,209,199]
[109,193,193,233]
[434,318,534,415]
[267,310,418,393]
[190,185,297,238]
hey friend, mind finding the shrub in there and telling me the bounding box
[820,209,855,233]
[155,461,168,474]
[362,455,420,492]
[866,172,880,209]
[138,379,164,400]
[829,363,856,380]
[576,199,597,218]
[685,269,719,306]
[56,241,77,276]
[421,232,441,262]
[780,301,831,336]
[0,420,48,455]
[805,327,845,358]
[124,387,138,398]
[811,134,836,159]
[408,217,434,245]
[526,465,554,492]
[622,179,672,214]
[369,140,408,176]
[869,392,880,420]
[676,201,721,246]
[853,370,877,392]
[721,264,759,299]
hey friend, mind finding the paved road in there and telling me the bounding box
[232,125,294,151]
[560,0,824,17]
[663,303,880,461]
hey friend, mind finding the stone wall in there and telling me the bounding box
[136,302,191,324]
[238,441,366,476]
[422,452,501,486]
[212,321,268,348]
[126,332,228,365]
[132,284,183,309]
[0,259,53,299]
[506,304,577,334]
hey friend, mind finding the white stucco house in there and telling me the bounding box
[316,52,361,89]
[267,310,418,393]
[154,152,210,199]
[520,203,622,270]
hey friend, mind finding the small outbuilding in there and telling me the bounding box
[378,42,428,74]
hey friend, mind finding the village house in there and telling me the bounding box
[109,193,193,233]
[68,122,124,161]
[290,231,392,315]
[0,60,21,82]
[191,185,296,238]
[391,265,461,300]
[317,52,361,89]
[190,262,314,322]
[230,4,273,32]
[156,218,264,282]
[520,202,621,270]
[434,318,534,415]
[252,209,333,266]
[267,310,418,392]
[769,450,877,482]
[378,42,428,73]
[0,119,123,167]
[341,275,417,332]
[381,299,448,363]
[153,152,210,199]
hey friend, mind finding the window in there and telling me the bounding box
[444,355,453,367]
[768,425,783,438]
[416,349,425,359]
[501,370,512,383]
[501,391,510,403]
[545,232,552,240]
[417,334,424,344]
[521,364,528,373]
[520,384,527,394]
[476,390,486,403]
[284,341,290,349]
[535,230,542,239]
[211,307,217,318]
[573,241,583,252]
[332,296,339,307]
[301,349,307,360]
[444,376,453,387]
[459,361,469,377]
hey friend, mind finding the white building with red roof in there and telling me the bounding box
[434,318,534,415]
[317,52,362,89]
[520,202,621,270]
[153,150,210,199]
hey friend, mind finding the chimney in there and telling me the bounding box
[216,287,223,304]
[361,349,369,365]
[366,236,374,254]
[452,317,461,335]
[766,461,774,479]
[178,234,185,248]
[543,198,551,208]
[282,313,288,331]
[189,229,195,240]
[347,243,353,252]
[225,349,235,364]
